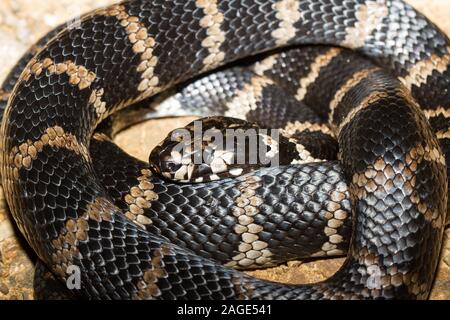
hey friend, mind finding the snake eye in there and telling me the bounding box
[160,160,182,174]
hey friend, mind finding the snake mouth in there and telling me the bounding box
[149,140,196,180]
[148,145,174,176]
[158,160,183,179]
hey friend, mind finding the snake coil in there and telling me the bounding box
[1,0,450,299]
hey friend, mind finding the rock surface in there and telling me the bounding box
[0,0,449,300]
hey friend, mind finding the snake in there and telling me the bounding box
[1,0,450,299]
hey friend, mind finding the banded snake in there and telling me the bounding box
[1,0,450,299]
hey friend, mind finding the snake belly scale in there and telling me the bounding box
[0,0,450,299]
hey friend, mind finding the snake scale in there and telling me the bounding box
[1,0,450,299]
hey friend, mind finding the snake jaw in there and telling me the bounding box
[148,144,177,178]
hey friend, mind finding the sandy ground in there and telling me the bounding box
[0,0,449,299]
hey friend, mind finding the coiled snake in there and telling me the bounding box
[1,0,450,299]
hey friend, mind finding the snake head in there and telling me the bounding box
[148,116,303,183]
[148,141,185,180]
[148,116,249,183]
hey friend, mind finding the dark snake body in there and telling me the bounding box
[1,0,450,299]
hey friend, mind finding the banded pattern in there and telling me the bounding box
[8,126,88,171]
[21,58,97,90]
[340,0,389,49]
[271,0,302,46]
[224,76,275,119]
[122,168,158,228]
[99,4,160,101]
[225,176,273,269]
[197,0,226,70]
[295,48,342,101]
[400,49,450,90]
[0,0,449,300]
